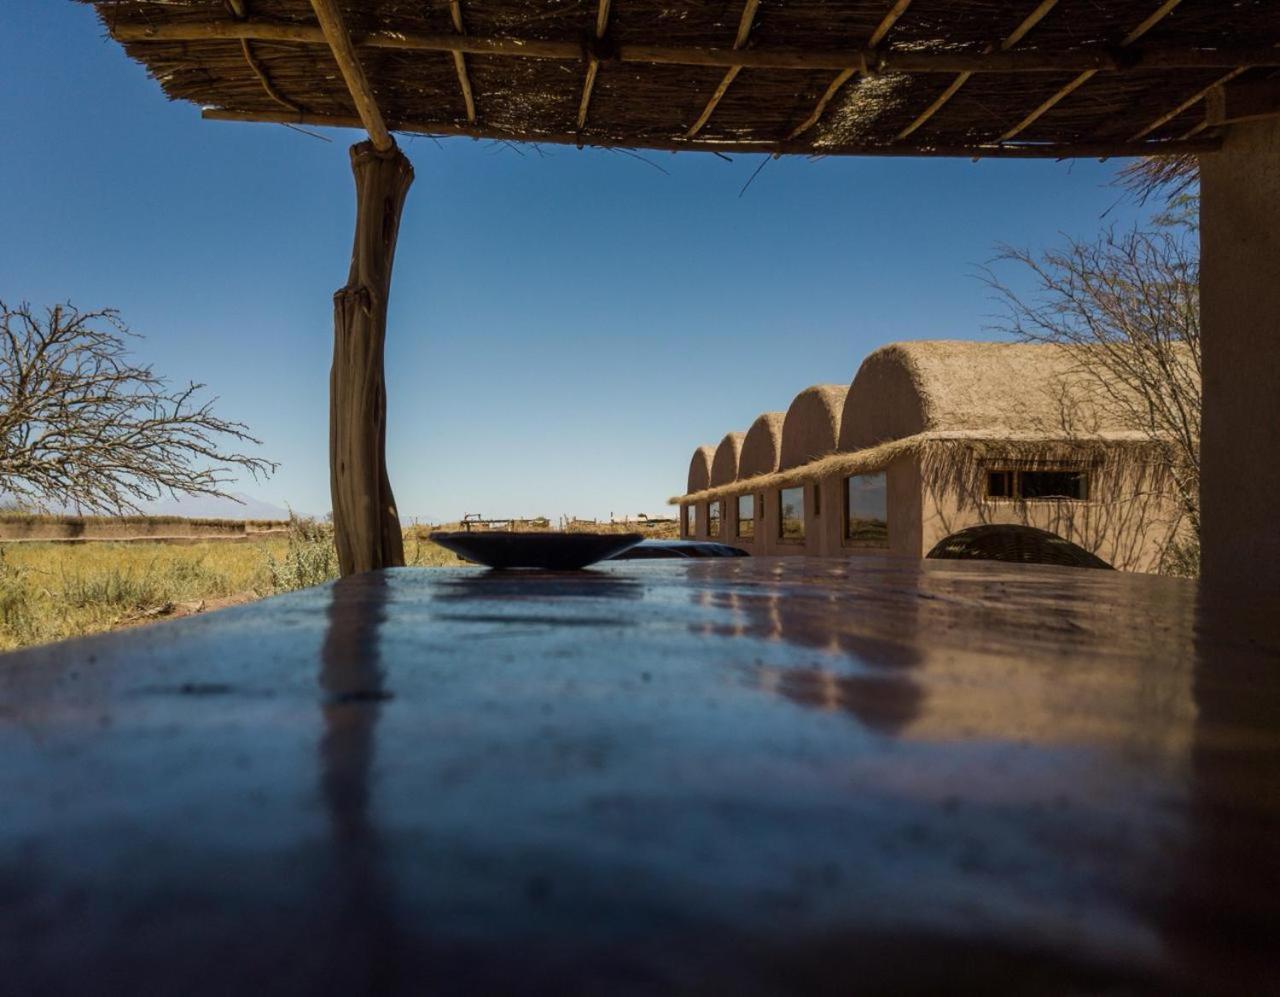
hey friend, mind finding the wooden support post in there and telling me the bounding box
[330,140,413,575]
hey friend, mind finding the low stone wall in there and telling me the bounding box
[0,518,291,541]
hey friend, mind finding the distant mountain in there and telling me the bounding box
[144,493,295,521]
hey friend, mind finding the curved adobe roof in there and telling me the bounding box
[838,340,1164,451]
[710,433,745,487]
[740,412,785,479]
[687,445,714,495]
[780,385,847,471]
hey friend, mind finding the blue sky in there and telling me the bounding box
[2,5,1160,521]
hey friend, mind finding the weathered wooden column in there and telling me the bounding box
[1199,115,1280,601]
[330,140,413,575]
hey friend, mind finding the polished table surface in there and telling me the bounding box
[2,558,1278,995]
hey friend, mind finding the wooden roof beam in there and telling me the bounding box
[999,0,1183,143]
[1206,78,1280,127]
[686,0,761,139]
[203,106,1220,159]
[307,0,392,150]
[898,0,1058,141]
[786,0,914,141]
[448,2,477,124]
[1130,68,1248,141]
[577,0,612,132]
[113,20,1280,75]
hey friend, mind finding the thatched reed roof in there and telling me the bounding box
[839,340,1162,450]
[780,384,848,470]
[673,430,1162,505]
[673,338,1193,504]
[80,1,1280,159]
[740,411,785,478]
[711,432,745,487]
[688,444,714,494]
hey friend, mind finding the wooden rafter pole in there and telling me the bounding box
[577,0,612,131]
[999,0,1183,143]
[448,1,477,124]
[308,0,392,150]
[113,20,1279,75]
[898,0,1058,141]
[202,106,1220,158]
[685,0,760,139]
[786,0,913,141]
[1129,67,1248,141]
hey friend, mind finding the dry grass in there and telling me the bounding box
[0,515,676,652]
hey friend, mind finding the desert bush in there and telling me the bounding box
[259,515,340,593]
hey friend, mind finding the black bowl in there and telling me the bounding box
[429,531,644,570]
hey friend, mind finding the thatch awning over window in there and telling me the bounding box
[82,1,1280,159]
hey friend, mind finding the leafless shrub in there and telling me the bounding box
[0,302,277,515]
[983,201,1201,574]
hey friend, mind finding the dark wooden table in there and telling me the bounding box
[2,558,1278,995]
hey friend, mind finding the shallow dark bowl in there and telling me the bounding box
[429,531,644,570]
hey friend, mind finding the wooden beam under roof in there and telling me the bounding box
[306,0,392,150]
[448,1,477,124]
[112,20,1280,75]
[898,0,1058,141]
[999,0,1183,143]
[685,0,761,139]
[577,0,612,132]
[203,106,1220,159]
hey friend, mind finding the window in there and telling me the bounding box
[779,487,805,542]
[987,469,1089,501]
[812,483,821,517]
[737,494,755,538]
[683,503,696,535]
[708,500,722,537]
[845,473,889,547]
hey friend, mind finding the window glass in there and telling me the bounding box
[1019,470,1088,500]
[987,471,1015,498]
[987,469,1089,501]
[737,494,755,538]
[845,473,889,547]
[708,500,721,537]
[779,487,805,541]
[683,504,696,535]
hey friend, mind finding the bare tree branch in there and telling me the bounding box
[0,302,277,515]
[981,206,1201,573]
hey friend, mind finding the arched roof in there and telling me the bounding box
[687,445,714,495]
[740,412,785,478]
[838,340,1165,451]
[711,432,745,486]
[779,385,848,470]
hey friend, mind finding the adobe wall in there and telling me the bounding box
[916,450,1182,573]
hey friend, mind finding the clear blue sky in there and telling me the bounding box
[2,5,1160,521]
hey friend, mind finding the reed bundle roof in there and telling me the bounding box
[81,1,1280,159]
[674,339,1195,504]
[740,412,785,478]
[711,432,745,486]
[688,444,714,494]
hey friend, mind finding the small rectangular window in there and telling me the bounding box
[708,500,722,537]
[683,504,696,535]
[987,471,1015,499]
[1020,470,1088,500]
[737,494,755,538]
[845,473,889,547]
[779,487,805,542]
[987,469,1089,501]
[812,483,821,517]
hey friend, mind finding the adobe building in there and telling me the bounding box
[678,341,1188,573]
